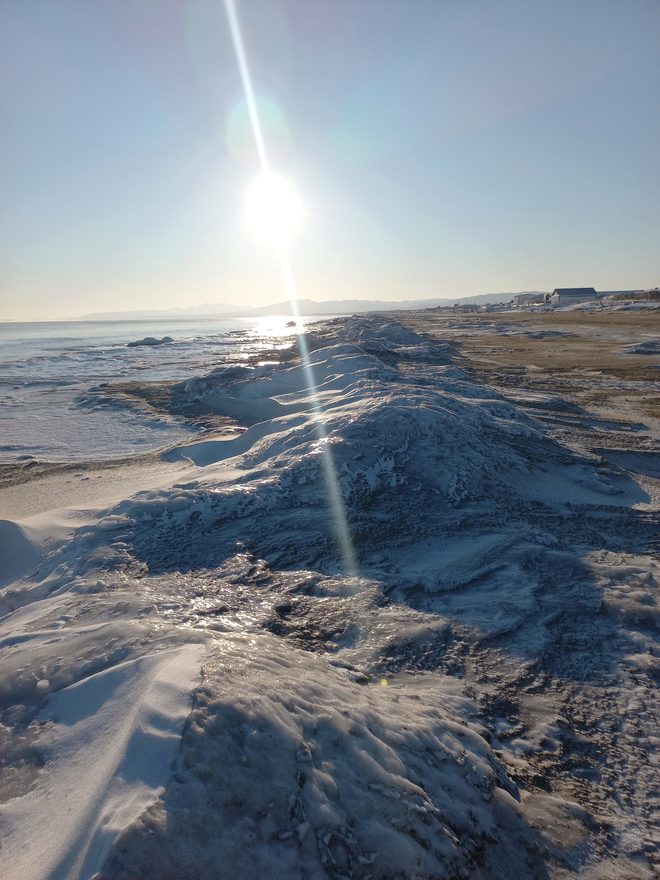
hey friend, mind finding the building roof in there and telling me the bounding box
[551,287,597,297]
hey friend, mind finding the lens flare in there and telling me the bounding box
[223,0,358,576]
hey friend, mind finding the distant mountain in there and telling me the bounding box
[441,291,547,307]
[246,297,447,315]
[82,303,240,320]
[80,292,545,321]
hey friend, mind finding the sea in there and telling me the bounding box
[0,315,316,464]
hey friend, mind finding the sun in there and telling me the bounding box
[245,171,304,248]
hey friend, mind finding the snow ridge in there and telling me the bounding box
[1,316,657,880]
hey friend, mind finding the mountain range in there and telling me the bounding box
[81,292,546,321]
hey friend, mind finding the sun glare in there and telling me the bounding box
[245,171,304,248]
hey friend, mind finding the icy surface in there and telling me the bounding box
[1,643,205,880]
[0,316,657,879]
[0,316,306,463]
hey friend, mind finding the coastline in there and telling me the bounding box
[0,310,658,880]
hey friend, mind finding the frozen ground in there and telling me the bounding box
[0,316,303,464]
[0,314,658,879]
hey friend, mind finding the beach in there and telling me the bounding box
[0,309,658,879]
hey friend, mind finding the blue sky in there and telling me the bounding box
[1,0,659,319]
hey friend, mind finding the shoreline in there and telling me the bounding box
[1,310,658,879]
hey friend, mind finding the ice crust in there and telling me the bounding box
[0,316,657,879]
[1,644,205,880]
[100,633,542,880]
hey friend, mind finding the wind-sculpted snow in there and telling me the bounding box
[84,324,636,580]
[1,316,657,879]
[100,632,544,880]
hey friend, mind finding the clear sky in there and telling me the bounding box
[1,0,659,320]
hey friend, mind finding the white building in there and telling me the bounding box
[512,292,545,306]
[547,287,597,305]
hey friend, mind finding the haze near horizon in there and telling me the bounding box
[1,0,659,321]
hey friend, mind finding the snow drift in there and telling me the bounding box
[1,316,655,880]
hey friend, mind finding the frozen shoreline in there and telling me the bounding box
[0,315,304,466]
[0,314,658,879]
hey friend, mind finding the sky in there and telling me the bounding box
[1,0,659,320]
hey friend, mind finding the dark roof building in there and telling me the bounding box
[547,287,597,304]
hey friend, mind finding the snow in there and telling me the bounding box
[561,298,660,312]
[0,519,43,587]
[0,315,298,465]
[0,315,658,879]
[1,645,205,880]
[99,632,543,880]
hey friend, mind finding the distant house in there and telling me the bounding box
[547,287,597,305]
[512,293,545,306]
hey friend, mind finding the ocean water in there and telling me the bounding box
[0,316,309,464]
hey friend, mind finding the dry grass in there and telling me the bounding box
[399,307,660,454]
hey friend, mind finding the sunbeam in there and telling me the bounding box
[223,0,358,576]
[277,250,359,576]
[223,0,269,171]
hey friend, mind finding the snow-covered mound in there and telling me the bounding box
[1,316,655,879]
[101,631,542,880]
[87,321,633,578]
